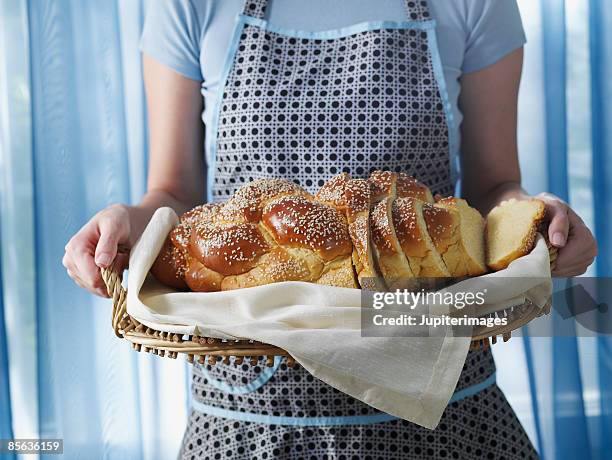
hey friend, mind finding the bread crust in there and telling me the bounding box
[392,197,450,278]
[152,172,533,293]
[221,178,310,223]
[189,222,270,276]
[150,236,189,289]
[422,202,468,276]
[315,173,351,210]
[168,179,357,291]
[436,197,486,276]
[344,178,384,290]
[262,195,353,261]
[370,197,415,288]
[151,203,222,289]
[369,170,434,203]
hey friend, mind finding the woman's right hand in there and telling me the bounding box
[62,204,132,298]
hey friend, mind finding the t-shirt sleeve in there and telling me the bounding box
[462,0,526,74]
[140,0,204,81]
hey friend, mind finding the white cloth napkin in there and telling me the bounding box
[126,207,552,429]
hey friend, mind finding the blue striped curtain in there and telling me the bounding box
[0,243,14,458]
[590,0,612,457]
[520,0,612,459]
[0,0,189,458]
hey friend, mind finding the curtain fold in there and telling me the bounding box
[0,0,190,455]
[590,1,612,458]
[0,243,15,459]
[543,2,592,459]
[521,1,611,459]
[0,0,40,447]
[28,0,142,456]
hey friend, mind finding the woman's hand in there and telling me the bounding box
[535,193,598,276]
[62,204,132,298]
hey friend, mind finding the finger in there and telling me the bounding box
[553,265,591,277]
[95,218,123,268]
[74,275,107,297]
[66,267,80,283]
[62,252,75,271]
[63,256,90,285]
[66,244,109,295]
[555,251,596,271]
[545,200,570,248]
[94,284,111,298]
[554,226,597,268]
[69,268,109,297]
[67,268,88,290]
[553,253,596,274]
[553,242,597,275]
[70,241,108,292]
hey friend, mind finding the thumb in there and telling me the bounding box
[546,200,570,248]
[94,218,124,268]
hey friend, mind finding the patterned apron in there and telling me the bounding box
[181,0,539,458]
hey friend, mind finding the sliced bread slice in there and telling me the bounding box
[436,197,487,276]
[368,170,434,204]
[395,172,435,203]
[422,202,467,277]
[485,198,546,271]
[370,197,415,288]
[344,179,385,290]
[392,197,450,277]
[315,172,351,210]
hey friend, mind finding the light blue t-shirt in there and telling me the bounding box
[140,0,526,180]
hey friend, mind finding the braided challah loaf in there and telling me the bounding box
[152,179,357,291]
[151,171,544,292]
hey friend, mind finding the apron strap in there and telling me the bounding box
[242,0,268,19]
[403,0,432,21]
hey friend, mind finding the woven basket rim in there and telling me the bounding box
[103,243,556,362]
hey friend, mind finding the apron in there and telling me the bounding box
[181,1,539,458]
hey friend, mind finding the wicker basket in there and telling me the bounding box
[102,268,292,367]
[103,245,556,366]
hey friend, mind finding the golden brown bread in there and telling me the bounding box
[151,172,539,293]
[262,195,353,261]
[170,203,222,253]
[344,178,384,290]
[315,173,351,210]
[151,203,222,290]
[421,202,464,276]
[422,198,487,277]
[369,170,434,203]
[392,197,450,277]
[368,171,439,287]
[150,236,189,290]
[221,178,310,223]
[184,257,224,292]
[370,197,415,289]
[485,198,546,270]
[182,180,357,291]
[190,222,270,276]
[436,197,486,276]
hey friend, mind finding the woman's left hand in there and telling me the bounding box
[536,192,598,276]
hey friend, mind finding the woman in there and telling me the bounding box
[63,0,597,458]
